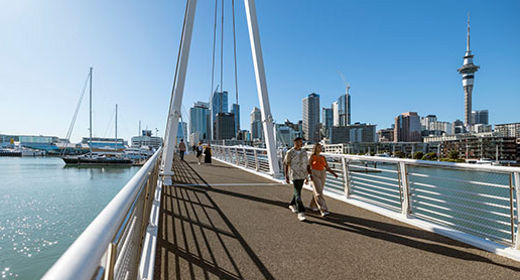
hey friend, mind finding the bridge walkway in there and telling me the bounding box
[154,155,520,279]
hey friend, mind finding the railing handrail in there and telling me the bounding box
[213,144,520,173]
[42,147,162,280]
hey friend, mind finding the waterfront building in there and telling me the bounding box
[457,16,480,128]
[250,107,263,140]
[211,91,229,139]
[329,123,376,144]
[322,107,333,138]
[322,142,430,156]
[302,93,320,143]
[0,134,61,152]
[215,113,235,140]
[231,103,240,136]
[495,122,520,138]
[377,128,394,142]
[131,130,163,149]
[394,112,422,142]
[471,110,489,125]
[189,102,211,140]
[82,137,126,151]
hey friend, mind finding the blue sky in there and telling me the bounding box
[1,0,519,143]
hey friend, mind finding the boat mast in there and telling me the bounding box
[115,104,118,151]
[89,67,93,155]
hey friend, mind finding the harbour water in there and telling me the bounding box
[0,157,140,279]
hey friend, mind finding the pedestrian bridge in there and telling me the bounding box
[44,147,520,279]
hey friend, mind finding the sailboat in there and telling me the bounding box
[62,68,133,165]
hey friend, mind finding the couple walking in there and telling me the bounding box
[284,137,338,221]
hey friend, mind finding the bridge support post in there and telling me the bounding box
[160,0,198,185]
[244,0,281,178]
[514,172,520,249]
[398,162,412,216]
[341,157,351,198]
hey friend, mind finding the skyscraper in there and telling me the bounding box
[250,107,263,140]
[231,103,240,136]
[471,109,489,125]
[302,93,320,142]
[322,107,333,137]
[458,15,480,128]
[211,91,229,139]
[338,86,351,126]
[189,102,210,140]
[394,112,422,142]
[215,113,236,140]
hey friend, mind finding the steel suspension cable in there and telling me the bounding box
[220,0,224,101]
[210,0,218,98]
[232,0,239,105]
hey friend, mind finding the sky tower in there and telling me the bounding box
[457,14,480,128]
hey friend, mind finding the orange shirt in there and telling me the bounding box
[310,155,326,171]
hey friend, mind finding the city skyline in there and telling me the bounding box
[1,1,519,143]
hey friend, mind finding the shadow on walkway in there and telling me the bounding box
[155,159,275,280]
[156,158,520,280]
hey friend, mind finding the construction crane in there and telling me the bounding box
[337,70,350,94]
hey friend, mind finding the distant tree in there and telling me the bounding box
[394,151,406,158]
[413,151,424,159]
[448,150,459,160]
[421,152,437,161]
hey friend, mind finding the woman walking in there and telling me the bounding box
[307,143,338,217]
[196,142,203,165]
[204,143,212,164]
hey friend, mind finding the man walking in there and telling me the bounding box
[284,137,309,221]
[178,139,186,161]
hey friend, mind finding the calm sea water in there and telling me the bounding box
[0,157,140,279]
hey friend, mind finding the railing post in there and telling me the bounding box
[514,172,520,249]
[243,148,248,168]
[341,157,351,198]
[398,162,412,216]
[254,149,259,171]
[234,148,239,165]
[104,242,117,280]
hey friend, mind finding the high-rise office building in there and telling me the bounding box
[332,101,340,126]
[211,91,228,139]
[322,107,333,137]
[231,104,240,136]
[189,102,210,140]
[394,112,422,142]
[420,115,437,130]
[458,16,480,128]
[471,110,489,125]
[215,113,235,140]
[453,119,465,134]
[177,121,188,144]
[337,87,351,126]
[302,93,320,142]
[250,107,263,140]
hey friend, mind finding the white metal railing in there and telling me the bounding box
[43,147,162,280]
[212,145,520,250]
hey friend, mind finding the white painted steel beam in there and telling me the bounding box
[243,0,281,177]
[161,0,198,185]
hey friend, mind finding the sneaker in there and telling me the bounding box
[297,213,306,221]
[309,207,319,212]
[321,211,330,217]
[288,205,297,213]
